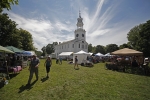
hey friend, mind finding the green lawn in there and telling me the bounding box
[1,59,150,100]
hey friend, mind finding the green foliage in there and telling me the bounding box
[127,24,143,49]
[46,44,54,54]
[0,12,35,51]
[18,28,35,51]
[105,44,119,53]
[0,0,18,10]
[0,12,18,46]
[88,43,92,52]
[95,45,105,54]
[127,20,150,56]
[41,46,46,56]
[35,50,42,57]
[119,43,132,49]
[138,20,150,56]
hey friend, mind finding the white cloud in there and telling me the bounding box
[5,0,148,51]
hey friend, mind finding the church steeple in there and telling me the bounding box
[74,11,86,41]
[79,10,81,18]
[77,10,83,29]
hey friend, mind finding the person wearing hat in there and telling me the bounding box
[44,56,52,78]
[26,54,40,85]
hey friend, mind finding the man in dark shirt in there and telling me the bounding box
[26,55,40,85]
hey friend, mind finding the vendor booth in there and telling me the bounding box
[73,50,90,64]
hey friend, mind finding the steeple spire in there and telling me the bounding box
[77,10,83,29]
[79,10,81,18]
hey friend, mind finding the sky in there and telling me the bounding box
[4,0,150,51]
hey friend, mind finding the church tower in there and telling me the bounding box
[74,11,86,42]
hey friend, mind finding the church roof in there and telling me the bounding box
[56,39,75,46]
[56,38,88,46]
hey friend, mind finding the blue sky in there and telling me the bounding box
[4,0,150,51]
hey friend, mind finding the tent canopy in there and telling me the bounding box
[0,45,14,53]
[73,50,90,64]
[23,51,35,56]
[95,52,104,56]
[59,52,73,56]
[88,52,93,55]
[5,46,24,53]
[105,53,112,56]
[111,48,143,56]
[74,50,89,54]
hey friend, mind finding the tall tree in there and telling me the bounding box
[88,43,93,52]
[46,44,54,54]
[138,20,150,56]
[95,45,105,54]
[119,43,132,49]
[127,24,143,49]
[105,44,119,53]
[0,12,18,46]
[7,29,23,48]
[41,46,46,56]
[35,50,42,57]
[19,28,35,51]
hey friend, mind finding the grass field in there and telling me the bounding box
[1,59,150,100]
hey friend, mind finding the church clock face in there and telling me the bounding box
[76,34,79,37]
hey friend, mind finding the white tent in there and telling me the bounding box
[73,50,90,64]
[88,52,93,55]
[104,53,112,57]
[58,52,73,59]
[95,52,104,56]
[59,52,73,56]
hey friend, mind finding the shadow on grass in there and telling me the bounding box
[81,66,94,68]
[18,80,37,93]
[41,77,49,82]
[9,73,19,79]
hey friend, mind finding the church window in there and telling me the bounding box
[72,44,74,48]
[76,34,79,37]
[82,45,84,49]
[82,41,84,43]
[79,44,80,48]
[82,34,84,37]
[62,46,63,49]
[85,45,87,49]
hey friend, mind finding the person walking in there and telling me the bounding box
[44,56,52,78]
[74,56,79,69]
[59,57,62,65]
[26,54,40,86]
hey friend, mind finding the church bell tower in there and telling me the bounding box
[74,11,86,41]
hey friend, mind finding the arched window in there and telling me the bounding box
[76,34,79,37]
[82,34,84,37]
[79,44,80,48]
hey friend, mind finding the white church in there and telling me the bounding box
[55,12,88,57]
